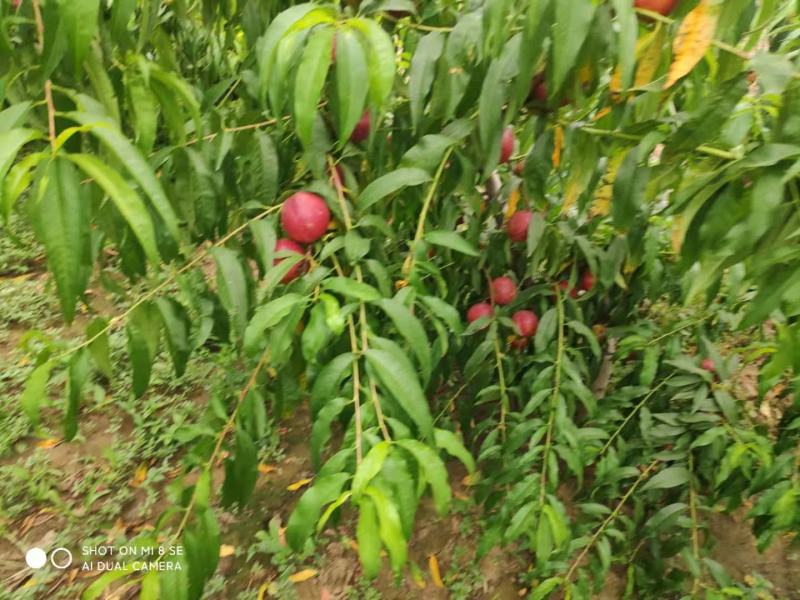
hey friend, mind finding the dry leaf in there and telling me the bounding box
[219,544,235,558]
[671,214,686,254]
[635,25,666,88]
[131,465,148,487]
[288,568,318,583]
[552,125,564,168]
[504,188,520,222]
[664,0,718,89]
[591,152,625,218]
[428,554,445,588]
[258,463,277,475]
[35,438,61,449]
[287,478,313,491]
[593,107,611,121]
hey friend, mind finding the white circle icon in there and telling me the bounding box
[25,548,47,569]
[50,547,73,569]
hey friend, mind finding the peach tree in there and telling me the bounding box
[2,0,799,597]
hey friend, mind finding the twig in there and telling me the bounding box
[171,349,271,542]
[328,156,390,444]
[563,460,659,583]
[599,377,671,457]
[539,288,565,507]
[44,80,56,151]
[492,334,510,439]
[30,0,44,52]
[570,124,739,161]
[688,451,701,596]
[401,147,454,277]
[52,205,282,364]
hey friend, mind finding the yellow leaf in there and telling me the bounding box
[288,568,318,583]
[504,188,520,222]
[395,279,408,289]
[428,554,445,588]
[591,152,625,218]
[286,478,313,492]
[219,544,235,558]
[635,25,666,88]
[671,214,686,254]
[131,464,148,487]
[664,0,718,89]
[552,125,563,169]
[35,438,61,449]
[593,107,611,122]
[258,463,277,475]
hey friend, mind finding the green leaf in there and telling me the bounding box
[81,569,136,600]
[350,18,396,108]
[641,466,690,492]
[211,248,250,339]
[155,298,191,377]
[311,396,349,468]
[311,353,355,414]
[335,29,369,145]
[396,439,451,515]
[644,502,687,532]
[126,302,160,398]
[251,132,279,205]
[409,32,445,131]
[294,25,334,148]
[364,486,407,572]
[365,347,434,439]
[375,298,432,384]
[612,146,649,231]
[324,277,383,302]
[352,441,391,499]
[529,577,562,600]
[424,230,480,257]
[434,429,475,474]
[86,317,112,379]
[65,349,90,441]
[68,110,181,243]
[0,103,32,134]
[222,428,258,507]
[358,168,432,210]
[66,153,161,266]
[184,509,219,598]
[257,3,317,97]
[420,295,463,335]
[27,157,91,323]
[551,0,595,94]
[57,0,100,71]
[478,59,506,167]
[244,293,306,355]
[249,219,277,275]
[0,128,39,220]
[534,308,557,353]
[611,0,637,90]
[356,497,382,578]
[302,302,334,363]
[286,473,350,551]
[566,320,600,358]
[21,361,53,427]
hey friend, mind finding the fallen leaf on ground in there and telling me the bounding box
[219,544,235,557]
[287,478,313,491]
[429,554,445,588]
[288,568,318,583]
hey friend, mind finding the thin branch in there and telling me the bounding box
[539,288,565,507]
[688,451,702,596]
[401,147,454,277]
[599,376,672,457]
[563,460,660,584]
[44,80,56,152]
[171,349,271,542]
[30,0,44,52]
[52,205,282,364]
[572,124,740,161]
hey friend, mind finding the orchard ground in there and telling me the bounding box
[1,217,798,599]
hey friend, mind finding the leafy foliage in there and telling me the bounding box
[2,0,800,598]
